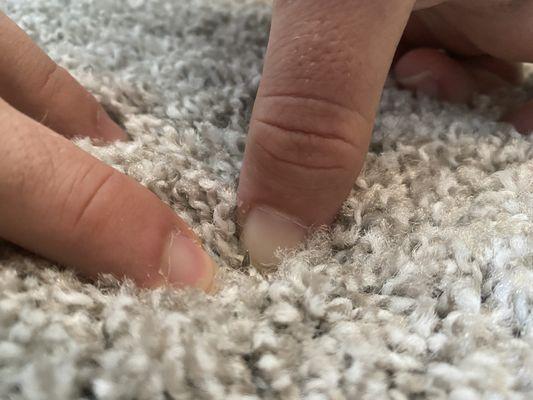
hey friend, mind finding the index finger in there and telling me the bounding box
[237,0,415,265]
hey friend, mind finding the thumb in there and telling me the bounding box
[238,0,414,266]
[0,99,215,291]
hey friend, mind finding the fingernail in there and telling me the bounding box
[97,108,128,142]
[396,70,440,98]
[160,230,216,291]
[241,207,307,268]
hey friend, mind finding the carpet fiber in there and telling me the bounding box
[1,1,533,399]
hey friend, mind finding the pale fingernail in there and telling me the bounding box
[97,108,128,142]
[396,70,440,98]
[241,207,307,268]
[160,230,216,291]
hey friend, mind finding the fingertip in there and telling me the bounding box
[394,48,475,103]
[240,206,307,269]
[394,69,440,98]
[153,229,217,292]
[96,108,128,142]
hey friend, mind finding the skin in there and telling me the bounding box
[0,1,532,288]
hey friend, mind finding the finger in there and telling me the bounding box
[461,56,523,88]
[399,13,442,52]
[504,100,533,135]
[237,0,415,266]
[393,48,522,102]
[0,12,126,142]
[400,12,482,57]
[394,14,461,67]
[393,48,477,103]
[0,98,215,291]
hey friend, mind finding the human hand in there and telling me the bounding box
[238,0,533,266]
[0,13,215,291]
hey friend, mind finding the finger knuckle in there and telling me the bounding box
[35,63,69,102]
[251,117,353,171]
[249,94,368,188]
[66,164,120,232]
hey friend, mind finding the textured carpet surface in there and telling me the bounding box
[1,1,533,399]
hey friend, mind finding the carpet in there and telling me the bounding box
[1,1,533,399]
